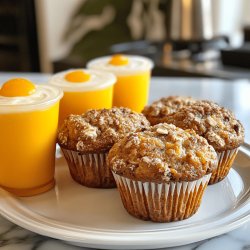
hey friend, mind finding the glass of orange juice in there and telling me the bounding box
[49,69,116,125]
[87,54,154,112]
[0,78,63,196]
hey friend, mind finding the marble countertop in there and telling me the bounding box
[0,73,250,250]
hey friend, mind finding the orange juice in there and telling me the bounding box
[59,86,113,124]
[49,69,116,124]
[0,79,63,196]
[87,55,154,112]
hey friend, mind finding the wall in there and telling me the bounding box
[243,0,250,24]
[36,0,250,72]
[36,0,83,64]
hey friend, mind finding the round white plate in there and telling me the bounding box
[0,146,250,250]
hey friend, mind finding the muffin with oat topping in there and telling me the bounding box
[107,123,217,222]
[142,96,196,125]
[164,101,244,184]
[57,107,150,188]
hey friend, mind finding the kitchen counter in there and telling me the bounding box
[0,73,250,250]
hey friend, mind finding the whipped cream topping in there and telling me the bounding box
[87,55,154,76]
[49,69,116,92]
[0,84,63,113]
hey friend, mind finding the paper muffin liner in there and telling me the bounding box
[209,148,239,185]
[61,148,116,188]
[112,172,211,222]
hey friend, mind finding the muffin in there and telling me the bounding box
[57,107,150,188]
[107,123,217,222]
[164,101,244,184]
[142,96,196,125]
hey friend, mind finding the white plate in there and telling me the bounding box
[0,145,250,250]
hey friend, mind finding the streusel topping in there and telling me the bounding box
[108,123,217,183]
[57,107,150,153]
[142,96,196,125]
[164,101,244,151]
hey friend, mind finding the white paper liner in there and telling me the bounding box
[113,173,211,222]
[61,148,116,188]
[209,148,239,184]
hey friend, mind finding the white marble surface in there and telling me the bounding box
[0,73,250,249]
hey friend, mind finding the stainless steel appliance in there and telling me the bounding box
[169,0,214,41]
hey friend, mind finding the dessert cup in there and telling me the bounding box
[0,78,63,196]
[49,69,116,125]
[87,55,154,112]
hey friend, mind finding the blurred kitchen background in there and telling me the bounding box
[0,0,250,79]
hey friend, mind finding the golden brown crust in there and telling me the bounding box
[57,107,150,153]
[164,101,244,152]
[142,96,196,125]
[108,123,218,183]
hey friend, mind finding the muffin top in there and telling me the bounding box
[164,101,244,152]
[108,123,218,183]
[57,107,150,153]
[142,96,196,125]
